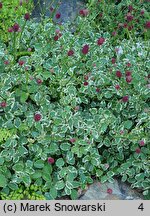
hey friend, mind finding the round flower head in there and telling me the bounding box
[68,50,74,56]
[107,188,113,194]
[69,138,76,143]
[48,157,55,164]
[139,140,145,146]
[82,44,89,55]
[0,2,3,9]
[34,113,42,121]
[24,13,30,20]
[79,9,89,17]
[13,23,20,32]
[55,12,61,19]
[97,37,105,45]
[116,71,122,78]
[122,96,129,103]
[1,101,7,107]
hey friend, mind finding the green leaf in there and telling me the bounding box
[60,143,71,151]
[66,152,75,165]
[96,169,103,177]
[71,181,80,188]
[35,178,43,186]
[56,158,65,168]
[135,173,145,182]
[18,146,28,156]
[13,162,24,172]
[0,174,7,187]
[43,172,52,182]
[107,171,114,178]
[31,171,42,179]
[121,174,127,182]
[100,123,108,133]
[71,189,78,200]
[50,187,57,199]
[55,180,65,190]
[8,182,18,190]
[22,174,31,186]
[14,117,21,128]
[20,92,29,103]
[101,175,108,183]
[34,160,44,169]
[124,120,133,129]
[42,164,52,175]
[0,157,4,165]
[66,173,76,181]
[65,186,71,195]
[59,168,68,178]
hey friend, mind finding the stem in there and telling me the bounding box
[19,20,27,51]
[13,32,16,61]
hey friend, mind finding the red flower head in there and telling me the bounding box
[48,157,55,164]
[126,62,131,67]
[50,7,54,12]
[34,113,42,121]
[145,21,150,29]
[69,138,76,143]
[96,88,100,92]
[123,23,128,28]
[97,37,105,45]
[55,12,61,19]
[115,85,120,90]
[13,23,20,32]
[55,29,60,34]
[140,10,145,15]
[122,96,129,103]
[8,27,13,33]
[126,13,134,22]
[107,188,113,194]
[135,148,141,154]
[99,12,103,17]
[68,50,74,56]
[120,130,124,134]
[0,2,2,9]
[20,0,23,6]
[18,60,25,66]
[139,140,145,146]
[84,75,89,80]
[0,101,7,107]
[126,76,132,83]
[54,35,59,41]
[128,25,133,31]
[128,5,133,12]
[125,71,132,76]
[111,58,116,64]
[4,60,9,65]
[116,71,122,78]
[36,79,42,84]
[79,9,89,17]
[24,13,30,20]
[84,81,89,86]
[112,31,117,36]
[74,106,80,111]
[82,44,89,55]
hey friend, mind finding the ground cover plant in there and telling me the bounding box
[0,0,150,200]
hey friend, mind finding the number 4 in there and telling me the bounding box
[138,203,144,211]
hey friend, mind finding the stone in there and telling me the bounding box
[32,0,86,23]
[78,179,143,200]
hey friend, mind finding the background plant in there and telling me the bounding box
[0,0,33,42]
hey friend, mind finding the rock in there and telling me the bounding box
[78,179,143,200]
[32,0,86,23]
